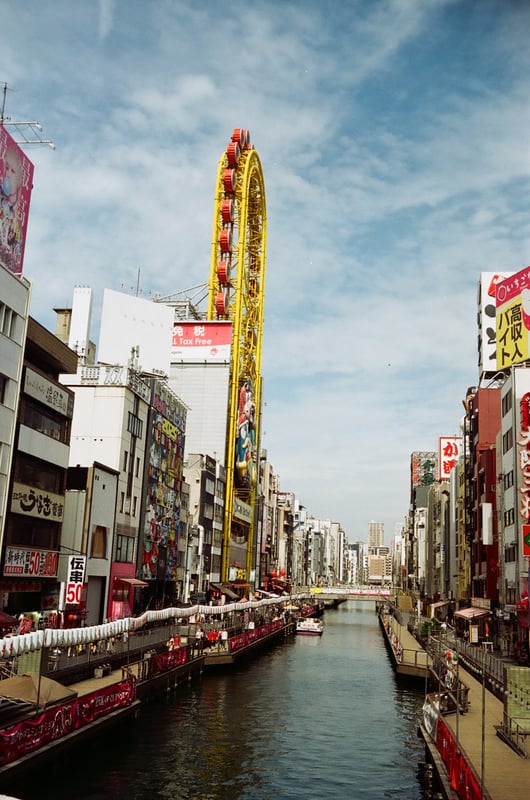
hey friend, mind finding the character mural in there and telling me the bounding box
[141,385,186,582]
[0,127,34,276]
[235,379,257,490]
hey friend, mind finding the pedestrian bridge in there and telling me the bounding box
[310,586,393,603]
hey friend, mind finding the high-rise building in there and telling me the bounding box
[367,520,384,550]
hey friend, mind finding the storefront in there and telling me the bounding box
[454,606,490,643]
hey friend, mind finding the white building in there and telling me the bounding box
[0,265,31,552]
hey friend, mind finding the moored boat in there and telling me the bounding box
[296,617,323,636]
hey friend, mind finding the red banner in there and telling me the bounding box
[0,679,134,766]
[151,646,188,674]
[435,718,483,800]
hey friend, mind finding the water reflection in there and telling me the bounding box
[7,603,432,800]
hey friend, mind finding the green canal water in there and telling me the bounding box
[5,603,439,800]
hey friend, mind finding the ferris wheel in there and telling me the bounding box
[207,128,267,582]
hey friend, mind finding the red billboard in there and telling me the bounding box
[0,126,34,276]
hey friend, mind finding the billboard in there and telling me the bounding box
[477,272,513,378]
[98,290,174,375]
[0,126,34,276]
[171,321,232,362]
[234,378,257,490]
[496,266,530,369]
[438,437,462,481]
[410,452,436,489]
[141,382,187,582]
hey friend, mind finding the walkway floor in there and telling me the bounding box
[390,615,530,799]
[440,665,529,799]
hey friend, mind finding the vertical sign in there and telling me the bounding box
[0,126,34,276]
[65,555,86,605]
[496,266,530,369]
[438,437,462,481]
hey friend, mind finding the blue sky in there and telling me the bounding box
[3,0,530,543]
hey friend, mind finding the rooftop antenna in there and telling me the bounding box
[0,81,55,149]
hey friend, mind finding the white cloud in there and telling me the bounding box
[99,0,115,41]
[3,0,530,541]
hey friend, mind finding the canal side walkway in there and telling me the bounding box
[380,608,530,800]
[422,664,530,800]
[379,609,431,680]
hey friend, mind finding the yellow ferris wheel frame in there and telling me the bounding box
[207,129,267,583]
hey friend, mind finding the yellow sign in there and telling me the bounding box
[496,298,529,369]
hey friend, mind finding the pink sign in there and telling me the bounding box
[0,126,34,275]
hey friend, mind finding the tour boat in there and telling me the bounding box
[296,617,324,636]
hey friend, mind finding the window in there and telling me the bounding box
[123,450,128,472]
[502,389,512,417]
[136,457,140,477]
[14,455,64,494]
[90,525,107,558]
[127,411,143,439]
[21,399,66,442]
[502,428,513,454]
[132,495,137,516]
[115,534,135,563]
[120,492,125,513]
[0,373,7,404]
[6,516,59,550]
[0,303,17,339]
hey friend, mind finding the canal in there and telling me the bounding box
[6,603,436,800]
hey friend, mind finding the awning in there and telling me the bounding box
[0,611,18,628]
[430,600,452,609]
[429,600,452,617]
[454,607,489,620]
[115,577,148,587]
[209,582,239,601]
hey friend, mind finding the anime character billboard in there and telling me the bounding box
[235,378,257,490]
[0,126,34,276]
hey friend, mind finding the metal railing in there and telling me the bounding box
[496,712,529,758]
